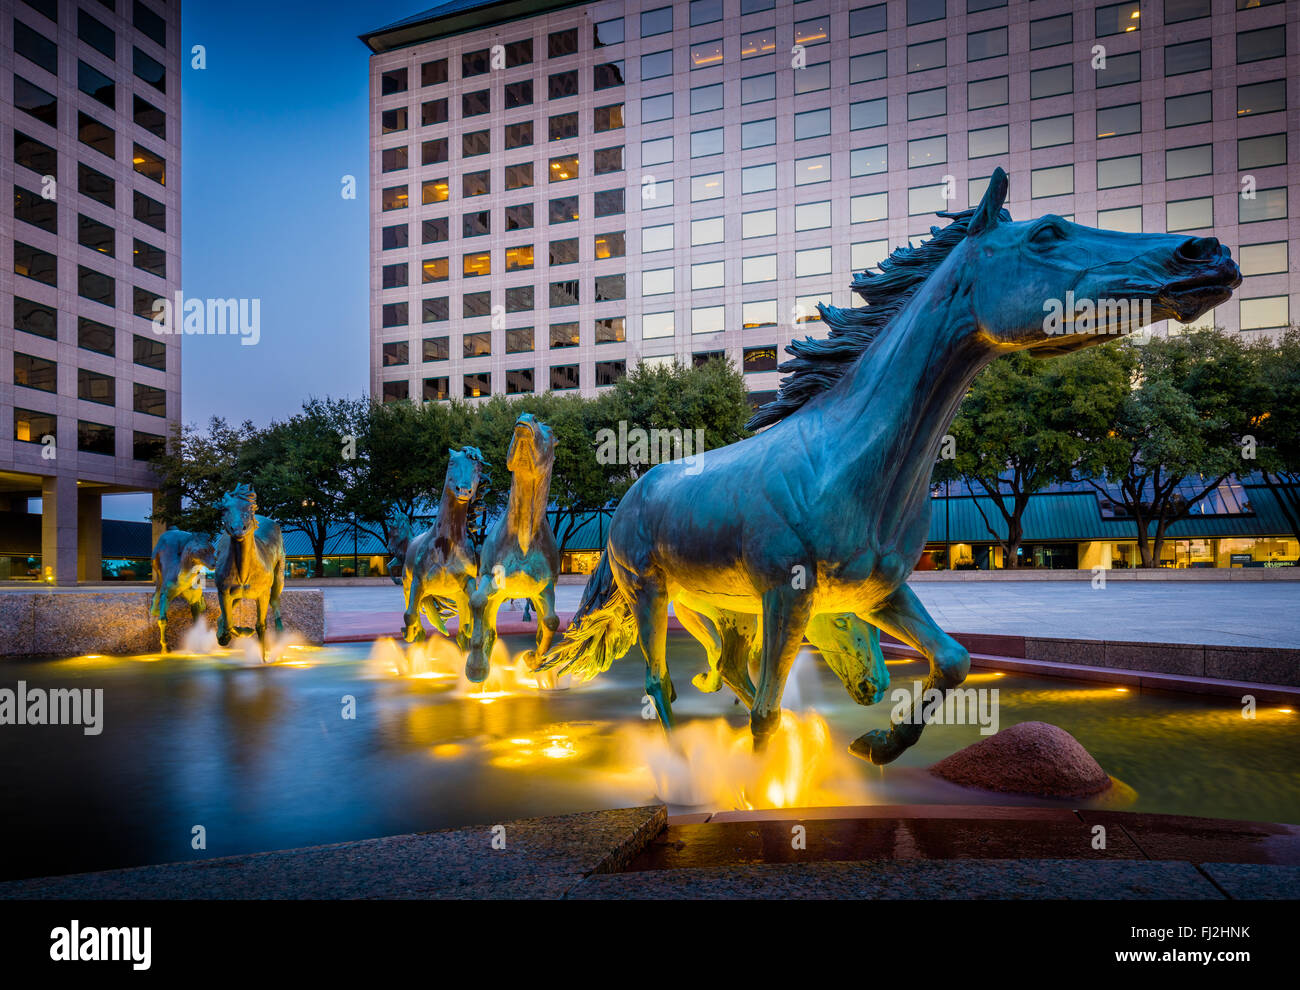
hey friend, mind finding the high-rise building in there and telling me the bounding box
[362,0,1296,407]
[3,0,182,582]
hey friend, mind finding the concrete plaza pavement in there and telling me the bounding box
[321,580,1299,650]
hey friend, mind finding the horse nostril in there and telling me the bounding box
[1177,236,1220,262]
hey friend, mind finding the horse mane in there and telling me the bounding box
[746,203,1013,431]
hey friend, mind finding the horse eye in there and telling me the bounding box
[1030,223,1061,247]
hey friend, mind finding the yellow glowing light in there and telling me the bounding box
[1279,708,1294,714]
[1115,687,1129,693]
[431,743,463,758]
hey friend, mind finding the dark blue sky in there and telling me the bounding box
[105,0,422,520]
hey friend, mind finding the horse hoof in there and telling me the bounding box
[518,650,541,672]
[465,655,490,683]
[849,729,902,766]
[691,670,722,694]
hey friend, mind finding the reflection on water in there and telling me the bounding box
[0,632,1296,881]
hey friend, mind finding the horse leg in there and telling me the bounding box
[673,602,724,693]
[631,583,674,731]
[155,587,170,653]
[256,595,270,663]
[454,591,473,654]
[520,581,559,671]
[270,562,284,633]
[851,584,970,765]
[751,589,812,751]
[805,613,890,707]
[466,579,506,683]
[216,587,234,647]
[715,610,760,708]
[402,576,429,643]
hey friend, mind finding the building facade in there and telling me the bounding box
[364,0,1297,407]
[2,0,181,582]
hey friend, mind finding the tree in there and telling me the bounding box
[936,347,1130,567]
[242,396,363,576]
[1073,329,1257,567]
[1251,327,1300,544]
[150,417,259,535]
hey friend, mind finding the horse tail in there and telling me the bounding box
[537,548,636,681]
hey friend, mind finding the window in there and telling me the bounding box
[550,238,579,266]
[14,241,57,286]
[15,131,56,176]
[852,193,888,223]
[550,365,579,391]
[1031,15,1072,49]
[382,146,408,172]
[691,83,724,114]
[643,269,673,296]
[1238,242,1287,277]
[463,332,491,358]
[595,189,624,217]
[1166,39,1211,76]
[549,70,578,100]
[134,95,165,139]
[692,262,724,290]
[1240,297,1288,332]
[78,265,114,306]
[795,110,830,141]
[691,173,724,202]
[969,76,1008,110]
[422,258,449,282]
[14,185,56,233]
[1167,145,1212,180]
[1168,197,1213,231]
[643,312,674,339]
[550,323,579,348]
[742,28,776,60]
[643,93,673,123]
[422,60,448,86]
[133,144,165,184]
[15,76,57,128]
[422,217,448,244]
[1097,102,1141,137]
[851,98,887,130]
[384,379,411,403]
[852,240,889,271]
[549,112,578,142]
[594,61,624,90]
[462,210,490,238]
[742,163,776,193]
[595,317,626,345]
[1095,2,1142,38]
[79,114,115,158]
[850,145,888,176]
[77,368,114,402]
[463,171,489,197]
[908,0,946,25]
[383,262,408,289]
[850,4,888,36]
[1098,155,1141,189]
[795,155,830,185]
[422,377,448,402]
[594,18,624,47]
[506,369,534,394]
[1166,92,1210,128]
[381,68,408,95]
[506,204,534,230]
[15,297,57,340]
[382,341,410,366]
[641,7,672,37]
[642,50,672,80]
[1096,52,1140,87]
[1237,27,1284,65]
[14,408,57,445]
[742,210,777,238]
[795,17,830,47]
[968,125,1006,159]
[549,154,579,183]
[422,138,448,164]
[462,49,490,77]
[595,275,625,301]
[968,27,1007,62]
[595,103,624,131]
[133,238,165,278]
[908,184,946,216]
[643,224,673,253]
[504,80,532,109]
[463,373,490,398]
[1238,80,1285,118]
[692,217,724,245]
[743,255,777,282]
[14,352,57,393]
[548,28,577,57]
[133,382,166,417]
[382,302,407,328]
[739,121,772,150]
[691,0,723,26]
[422,98,448,126]
[463,252,490,278]
[79,421,115,455]
[595,231,626,259]
[907,39,946,73]
[424,335,449,361]
[462,90,489,117]
[505,286,533,312]
[1239,134,1286,170]
[1166,0,1210,23]
[506,162,533,190]
[692,306,725,335]
[1031,115,1072,149]
[550,280,579,307]
[851,51,887,83]
[79,61,115,110]
[741,73,775,104]
[743,300,777,329]
[909,135,946,167]
[15,19,58,74]
[462,129,489,157]
[744,347,778,374]
[505,122,533,149]
[908,88,946,121]
[134,431,165,462]
[1031,165,1073,198]
[1031,65,1072,99]
[506,328,534,354]
[382,108,407,134]
[691,39,724,70]
[1239,187,1286,224]
[133,47,166,93]
[1098,206,1141,233]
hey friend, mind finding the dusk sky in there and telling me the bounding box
[105,0,420,520]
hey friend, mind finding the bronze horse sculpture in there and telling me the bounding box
[214,484,286,662]
[542,168,1240,763]
[466,414,561,682]
[396,446,489,651]
[149,528,216,653]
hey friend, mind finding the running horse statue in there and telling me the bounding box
[214,484,286,662]
[541,168,1241,763]
[395,446,489,650]
[149,528,216,652]
[466,414,560,682]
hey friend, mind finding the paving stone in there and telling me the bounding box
[1198,863,1300,900]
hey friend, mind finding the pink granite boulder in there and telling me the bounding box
[929,721,1112,799]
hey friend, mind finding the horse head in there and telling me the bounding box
[183,535,217,572]
[444,446,488,506]
[386,514,413,583]
[961,167,1241,357]
[219,484,259,540]
[505,414,555,481]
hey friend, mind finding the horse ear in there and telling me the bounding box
[969,167,1008,236]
